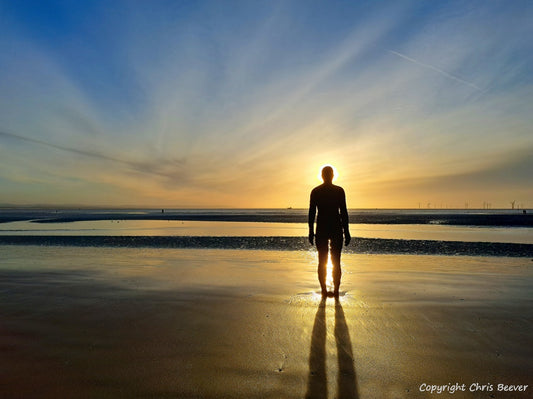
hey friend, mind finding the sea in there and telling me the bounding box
[0,208,532,257]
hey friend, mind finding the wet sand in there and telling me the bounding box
[1,246,532,398]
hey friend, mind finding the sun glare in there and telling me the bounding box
[317,164,339,182]
[326,255,334,291]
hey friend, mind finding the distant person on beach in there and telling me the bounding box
[308,166,351,298]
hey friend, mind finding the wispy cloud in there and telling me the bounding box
[0,1,532,207]
[0,130,187,182]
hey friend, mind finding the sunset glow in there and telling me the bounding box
[0,1,531,209]
[317,165,339,183]
[326,255,334,292]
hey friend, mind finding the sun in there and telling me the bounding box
[317,164,339,182]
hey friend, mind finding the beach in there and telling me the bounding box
[1,243,532,398]
[2,0,532,397]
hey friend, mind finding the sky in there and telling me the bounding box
[0,0,532,209]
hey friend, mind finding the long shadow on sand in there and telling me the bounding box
[305,297,359,399]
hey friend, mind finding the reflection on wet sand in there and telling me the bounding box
[305,298,358,399]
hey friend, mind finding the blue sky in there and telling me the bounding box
[0,0,532,208]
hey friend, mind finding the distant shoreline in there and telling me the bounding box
[0,209,531,227]
[0,206,529,211]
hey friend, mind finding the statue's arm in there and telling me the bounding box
[340,189,351,245]
[308,191,316,244]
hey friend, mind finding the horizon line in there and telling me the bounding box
[0,205,527,211]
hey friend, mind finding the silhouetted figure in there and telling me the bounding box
[308,166,351,298]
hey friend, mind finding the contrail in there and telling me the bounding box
[388,50,482,91]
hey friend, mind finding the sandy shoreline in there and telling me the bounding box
[1,246,532,398]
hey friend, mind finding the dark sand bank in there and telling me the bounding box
[1,235,532,257]
[1,246,532,398]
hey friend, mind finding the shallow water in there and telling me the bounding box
[1,219,532,244]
